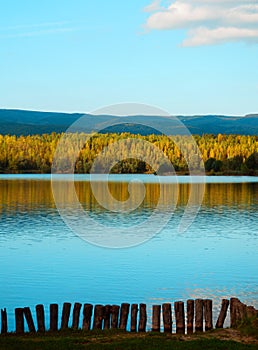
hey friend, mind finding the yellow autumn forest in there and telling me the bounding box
[0,132,257,174]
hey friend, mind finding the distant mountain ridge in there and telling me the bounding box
[0,109,258,136]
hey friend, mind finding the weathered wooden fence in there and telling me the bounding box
[1,298,257,335]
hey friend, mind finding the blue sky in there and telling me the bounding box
[0,0,257,115]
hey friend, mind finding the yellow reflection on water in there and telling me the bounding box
[0,180,256,213]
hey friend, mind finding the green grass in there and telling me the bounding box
[0,330,257,350]
[237,316,258,340]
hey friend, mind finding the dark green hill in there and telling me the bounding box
[0,109,258,136]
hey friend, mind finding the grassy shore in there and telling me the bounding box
[0,326,257,350]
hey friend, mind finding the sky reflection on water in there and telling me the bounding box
[0,175,257,330]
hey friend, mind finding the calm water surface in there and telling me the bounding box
[0,175,257,330]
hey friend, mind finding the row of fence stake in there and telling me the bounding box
[1,298,257,335]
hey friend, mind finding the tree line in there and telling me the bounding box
[0,132,257,175]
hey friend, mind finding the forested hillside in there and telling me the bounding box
[0,133,257,175]
[1,109,258,136]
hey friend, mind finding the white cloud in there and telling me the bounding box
[144,0,258,46]
[182,26,258,46]
[0,21,72,31]
[144,0,163,12]
[0,21,78,39]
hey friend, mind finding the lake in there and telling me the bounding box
[0,174,257,331]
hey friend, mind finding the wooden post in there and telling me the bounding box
[174,301,185,334]
[203,299,213,331]
[235,299,242,325]
[15,308,24,334]
[119,303,130,330]
[246,306,258,318]
[50,304,58,331]
[103,305,111,330]
[238,300,247,323]
[111,305,120,329]
[230,298,238,328]
[72,303,82,330]
[93,305,104,329]
[130,304,138,332]
[1,308,8,334]
[187,300,194,334]
[82,304,93,330]
[61,303,71,330]
[195,299,203,332]
[216,299,229,329]
[24,307,36,333]
[152,305,161,332]
[138,304,147,332]
[36,304,45,332]
[162,303,172,333]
